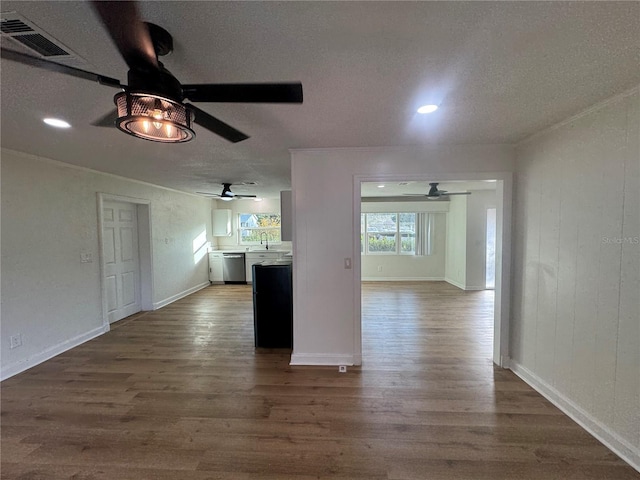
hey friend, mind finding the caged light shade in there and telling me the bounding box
[115,92,195,143]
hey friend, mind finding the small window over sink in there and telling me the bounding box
[239,213,281,245]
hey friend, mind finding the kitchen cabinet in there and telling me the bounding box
[212,209,232,237]
[245,252,282,283]
[208,252,224,283]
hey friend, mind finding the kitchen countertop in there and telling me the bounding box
[256,259,293,266]
[208,248,291,254]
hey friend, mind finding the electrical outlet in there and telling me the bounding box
[338,365,347,373]
[9,334,22,349]
[344,258,352,269]
[377,265,382,272]
[80,252,93,263]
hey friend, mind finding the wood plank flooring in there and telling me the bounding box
[2,281,638,479]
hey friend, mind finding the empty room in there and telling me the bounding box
[1,1,638,478]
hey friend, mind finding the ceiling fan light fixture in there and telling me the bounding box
[115,92,194,143]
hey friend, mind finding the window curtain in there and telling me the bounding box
[415,213,433,256]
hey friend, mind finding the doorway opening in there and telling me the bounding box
[98,193,153,331]
[486,207,497,289]
[355,176,510,368]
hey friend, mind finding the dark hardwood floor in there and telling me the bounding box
[1,282,638,479]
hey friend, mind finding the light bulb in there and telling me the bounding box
[142,120,150,133]
[152,109,164,129]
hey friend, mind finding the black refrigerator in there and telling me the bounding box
[252,261,293,348]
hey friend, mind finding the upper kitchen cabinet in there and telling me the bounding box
[212,209,232,237]
[280,191,292,241]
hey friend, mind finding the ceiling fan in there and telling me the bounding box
[197,183,257,201]
[404,182,471,199]
[0,1,303,144]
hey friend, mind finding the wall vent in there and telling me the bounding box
[0,12,87,66]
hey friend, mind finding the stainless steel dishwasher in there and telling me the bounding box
[222,253,246,284]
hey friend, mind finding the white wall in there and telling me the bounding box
[214,197,292,251]
[511,89,639,469]
[290,145,514,366]
[465,189,497,289]
[444,190,497,290]
[361,200,448,281]
[1,149,213,378]
[445,195,467,288]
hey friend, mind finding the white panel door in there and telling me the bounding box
[103,201,141,323]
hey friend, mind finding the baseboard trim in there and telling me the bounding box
[290,353,356,366]
[361,277,445,282]
[152,282,210,310]
[1,324,107,380]
[444,278,487,291]
[510,362,640,473]
[444,277,465,290]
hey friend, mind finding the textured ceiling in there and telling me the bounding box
[1,1,638,198]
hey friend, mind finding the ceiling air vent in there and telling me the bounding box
[11,33,70,57]
[0,12,86,65]
[1,19,33,34]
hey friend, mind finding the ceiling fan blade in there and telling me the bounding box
[1,48,122,88]
[442,192,472,195]
[91,108,119,127]
[186,104,249,143]
[402,194,428,197]
[195,192,222,197]
[234,194,257,198]
[91,0,158,72]
[182,82,303,103]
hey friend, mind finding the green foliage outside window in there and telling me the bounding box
[401,234,415,253]
[362,212,416,254]
[239,213,281,244]
[368,234,397,252]
[240,228,281,243]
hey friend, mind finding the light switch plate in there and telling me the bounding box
[10,334,22,349]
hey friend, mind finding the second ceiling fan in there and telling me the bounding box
[404,183,471,199]
[0,1,303,144]
[197,183,257,201]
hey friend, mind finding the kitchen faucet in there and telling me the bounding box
[260,232,269,250]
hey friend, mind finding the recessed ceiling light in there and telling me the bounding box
[377,185,385,188]
[417,105,438,114]
[43,117,71,128]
